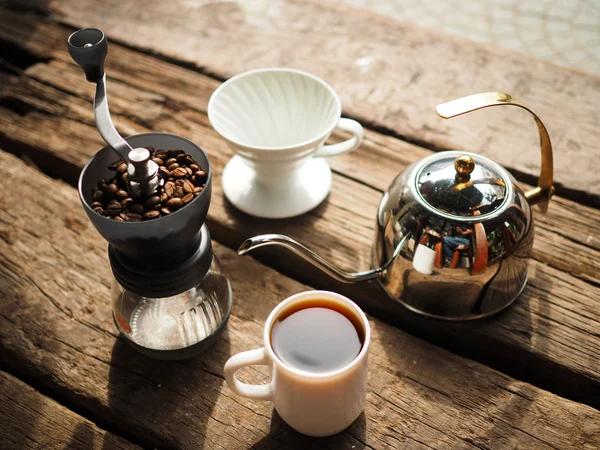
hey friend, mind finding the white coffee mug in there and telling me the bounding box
[208,68,364,219]
[224,290,371,437]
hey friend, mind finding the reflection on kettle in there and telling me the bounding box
[238,92,554,321]
[413,243,437,275]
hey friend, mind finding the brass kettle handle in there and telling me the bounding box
[435,92,554,213]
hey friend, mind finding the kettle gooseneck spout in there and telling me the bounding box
[238,233,409,283]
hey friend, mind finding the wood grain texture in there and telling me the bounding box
[2,7,597,283]
[0,149,599,450]
[0,12,598,409]
[0,371,138,450]
[9,0,600,204]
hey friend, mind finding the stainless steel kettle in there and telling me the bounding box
[238,92,554,321]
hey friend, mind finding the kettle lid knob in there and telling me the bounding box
[454,155,475,181]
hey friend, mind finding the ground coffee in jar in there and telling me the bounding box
[90,147,207,221]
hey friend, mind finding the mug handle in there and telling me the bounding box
[314,118,363,158]
[224,347,273,401]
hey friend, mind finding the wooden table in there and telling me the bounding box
[1,2,599,449]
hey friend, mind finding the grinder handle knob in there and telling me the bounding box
[67,28,107,83]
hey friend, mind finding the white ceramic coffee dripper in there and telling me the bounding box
[208,68,363,219]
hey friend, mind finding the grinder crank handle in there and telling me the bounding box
[67,28,133,162]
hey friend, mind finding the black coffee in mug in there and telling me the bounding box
[270,299,365,374]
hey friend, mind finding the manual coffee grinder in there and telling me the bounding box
[68,28,232,359]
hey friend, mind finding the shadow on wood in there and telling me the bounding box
[69,423,99,450]
[104,332,232,449]
[250,409,367,450]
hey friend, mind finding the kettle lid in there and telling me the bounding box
[416,151,508,218]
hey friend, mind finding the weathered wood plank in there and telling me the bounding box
[1,9,597,282]
[5,0,600,204]
[1,149,599,450]
[0,371,139,450]
[0,15,599,409]
[2,7,598,259]
[5,60,600,290]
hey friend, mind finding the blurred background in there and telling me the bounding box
[337,0,600,75]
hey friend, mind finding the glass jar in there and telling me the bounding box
[111,256,232,359]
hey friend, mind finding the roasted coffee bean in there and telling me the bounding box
[183,180,195,194]
[103,183,119,197]
[107,200,123,216]
[164,181,175,198]
[116,190,129,200]
[167,197,182,209]
[143,210,160,220]
[172,167,187,178]
[182,193,194,205]
[158,167,170,179]
[92,190,104,202]
[92,147,206,221]
[145,146,156,154]
[117,175,128,189]
[108,159,124,171]
[167,149,184,158]
[144,195,161,210]
[124,213,142,222]
[193,171,207,186]
[174,185,185,198]
[130,204,144,215]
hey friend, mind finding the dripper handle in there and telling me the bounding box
[67,28,107,82]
